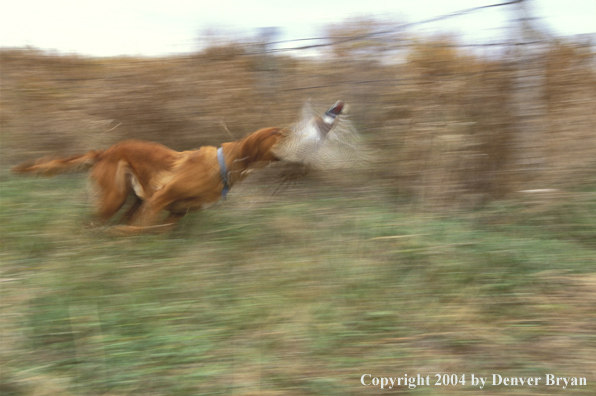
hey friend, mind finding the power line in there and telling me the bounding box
[267,0,522,53]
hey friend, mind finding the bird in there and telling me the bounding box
[12,100,363,234]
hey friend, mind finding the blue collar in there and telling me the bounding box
[217,147,230,199]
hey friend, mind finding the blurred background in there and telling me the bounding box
[1,1,595,395]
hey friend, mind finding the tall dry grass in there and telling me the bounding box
[1,34,594,207]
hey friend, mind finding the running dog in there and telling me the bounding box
[13,101,358,234]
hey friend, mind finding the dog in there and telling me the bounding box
[13,101,358,234]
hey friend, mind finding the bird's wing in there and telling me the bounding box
[272,101,368,169]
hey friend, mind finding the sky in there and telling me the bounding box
[0,0,594,57]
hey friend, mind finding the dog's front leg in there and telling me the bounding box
[108,198,168,235]
[107,185,190,235]
[118,196,144,225]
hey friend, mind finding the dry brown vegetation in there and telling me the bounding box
[2,34,594,206]
[2,30,596,396]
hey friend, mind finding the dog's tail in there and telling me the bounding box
[12,150,103,176]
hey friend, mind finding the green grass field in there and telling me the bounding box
[1,174,595,395]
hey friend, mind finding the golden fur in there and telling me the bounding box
[13,127,285,234]
[12,100,358,234]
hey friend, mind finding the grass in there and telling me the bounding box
[2,40,595,206]
[1,174,595,395]
[1,32,594,395]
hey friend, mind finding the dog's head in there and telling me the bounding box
[272,100,364,169]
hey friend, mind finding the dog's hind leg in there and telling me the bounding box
[94,189,131,224]
[90,160,131,225]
